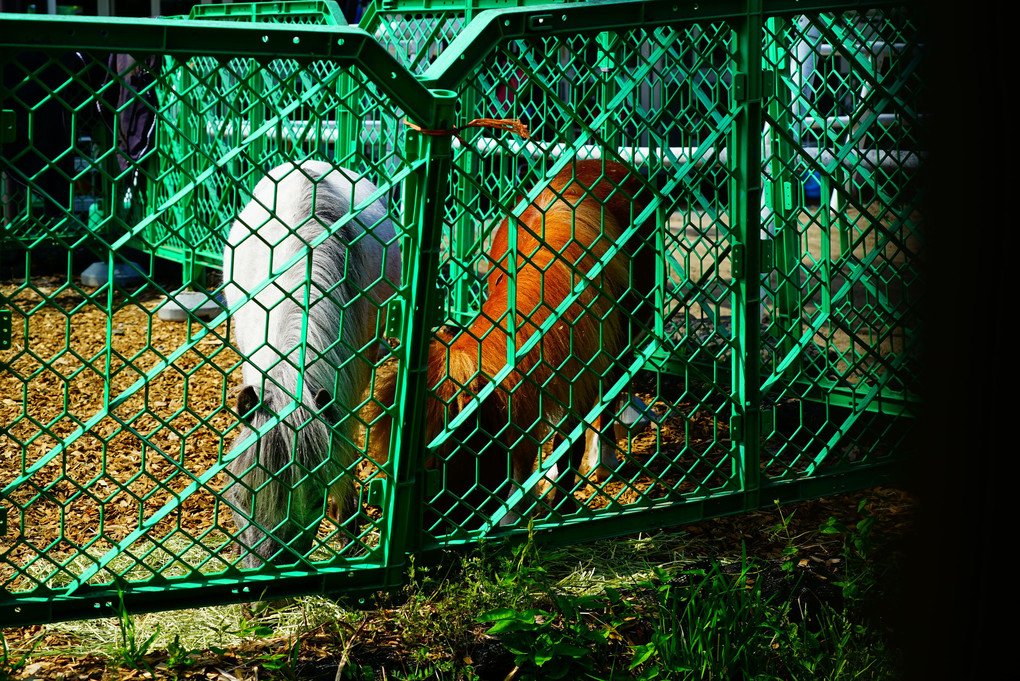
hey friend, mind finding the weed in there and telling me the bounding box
[820,498,877,601]
[164,633,201,671]
[257,635,301,680]
[110,589,159,673]
[1,630,42,681]
[629,558,788,680]
[770,499,804,572]
[337,663,376,680]
[782,603,896,680]
[233,615,275,640]
[477,588,633,679]
[379,539,543,672]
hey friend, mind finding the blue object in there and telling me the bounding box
[803,172,821,202]
[80,261,145,288]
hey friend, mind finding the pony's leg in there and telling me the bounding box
[542,416,588,516]
[567,416,590,513]
[581,406,619,483]
[500,432,541,527]
[434,404,510,532]
[615,394,655,440]
[580,393,657,483]
[326,476,362,549]
[579,366,625,483]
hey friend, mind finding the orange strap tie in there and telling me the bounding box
[404,117,530,143]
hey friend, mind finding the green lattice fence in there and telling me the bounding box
[360,1,587,75]
[1,0,922,626]
[136,1,366,278]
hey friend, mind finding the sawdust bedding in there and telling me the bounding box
[0,277,747,591]
[0,281,242,589]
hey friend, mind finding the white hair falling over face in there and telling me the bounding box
[221,161,401,568]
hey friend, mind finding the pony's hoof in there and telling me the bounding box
[587,465,612,484]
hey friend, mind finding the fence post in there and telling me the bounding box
[730,2,764,507]
[384,89,457,565]
[764,17,804,381]
[450,89,479,325]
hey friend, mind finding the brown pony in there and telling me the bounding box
[368,159,657,528]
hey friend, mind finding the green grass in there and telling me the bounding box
[1,497,906,680]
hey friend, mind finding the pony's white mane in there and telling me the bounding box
[222,160,399,566]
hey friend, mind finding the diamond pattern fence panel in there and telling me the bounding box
[0,0,922,626]
[414,14,747,545]
[757,8,923,489]
[136,1,377,276]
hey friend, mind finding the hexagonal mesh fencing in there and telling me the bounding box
[1,0,923,625]
[0,7,454,623]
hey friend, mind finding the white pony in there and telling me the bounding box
[221,161,400,568]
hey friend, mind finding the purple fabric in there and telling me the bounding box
[109,54,158,173]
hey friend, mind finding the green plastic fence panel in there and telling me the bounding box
[360,0,584,74]
[359,0,585,323]
[0,0,923,627]
[359,0,469,74]
[400,1,754,547]
[397,0,921,548]
[0,11,456,625]
[185,0,350,25]
[0,48,115,245]
[757,8,923,485]
[136,1,361,275]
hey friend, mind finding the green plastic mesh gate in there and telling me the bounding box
[1,0,922,626]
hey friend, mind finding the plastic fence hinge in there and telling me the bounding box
[731,413,743,440]
[759,239,774,273]
[367,478,386,506]
[731,242,773,279]
[386,301,404,338]
[434,286,446,326]
[0,310,12,350]
[768,181,793,211]
[733,73,747,102]
[1,110,13,144]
